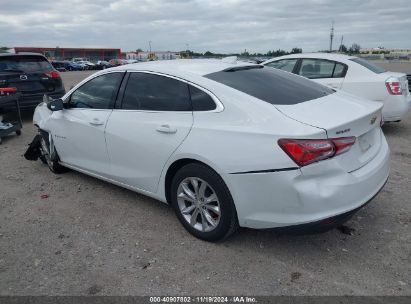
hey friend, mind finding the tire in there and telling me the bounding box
[39,132,68,174]
[16,130,21,136]
[170,163,238,241]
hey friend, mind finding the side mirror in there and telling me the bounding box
[47,98,64,111]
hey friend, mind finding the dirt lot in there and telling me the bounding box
[0,70,410,296]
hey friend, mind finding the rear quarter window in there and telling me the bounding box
[205,66,334,105]
[349,58,386,74]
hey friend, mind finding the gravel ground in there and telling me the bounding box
[0,70,410,296]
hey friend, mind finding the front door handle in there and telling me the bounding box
[156,124,177,134]
[89,118,104,126]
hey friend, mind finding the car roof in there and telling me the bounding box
[264,52,357,63]
[111,59,257,77]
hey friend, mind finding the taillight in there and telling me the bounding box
[0,87,17,93]
[44,70,60,79]
[332,137,356,155]
[385,77,402,95]
[278,137,356,167]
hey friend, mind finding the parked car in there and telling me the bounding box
[109,59,123,66]
[26,59,389,241]
[263,53,411,122]
[51,60,67,72]
[74,61,89,70]
[64,61,83,71]
[72,57,89,63]
[0,53,65,110]
[96,60,113,70]
[76,60,96,70]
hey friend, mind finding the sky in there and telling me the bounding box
[1,0,410,53]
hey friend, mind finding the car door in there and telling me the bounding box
[264,59,298,73]
[105,72,194,193]
[296,58,347,89]
[49,72,124,176]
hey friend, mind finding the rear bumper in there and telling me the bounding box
[382,94,411,121]
[266,177,387,234]
[225,133,390,229]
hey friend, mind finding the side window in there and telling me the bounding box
[298,59,346,79]
[333,63,346,78]
[298,59,334,78]
[188,85,216,111]
[70,73,123,109]
[121,73,191,111]
[265,59,298,73]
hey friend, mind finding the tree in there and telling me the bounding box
[348,43,361,54]
[290,48,302,54]
[339,44,348,53]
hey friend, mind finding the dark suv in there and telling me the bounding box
[0,53,65,110]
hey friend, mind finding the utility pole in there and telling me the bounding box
[339,35,344,52]
[149,41,152,53]
[329,20,334,52]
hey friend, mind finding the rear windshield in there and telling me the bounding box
[0,55,53,73]
[205,66,334,105]
[349,58,386,74]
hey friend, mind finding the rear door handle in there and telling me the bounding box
[156,124,177,134]
[89,118,104,126]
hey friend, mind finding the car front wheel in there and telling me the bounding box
[170,163,238,241]
[39,132,68,174]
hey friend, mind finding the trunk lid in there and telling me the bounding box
[275,91,383,172]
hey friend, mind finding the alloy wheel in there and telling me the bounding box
[177,177,221,232]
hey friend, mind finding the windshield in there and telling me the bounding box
[0,56,53,73]
[350,57,386,74]
[205,66,334,105]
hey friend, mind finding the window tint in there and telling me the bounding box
[189,85,216,111]
[298,59,347,79]
[122,73,191,111]
[349,57,386,74]
[70,73,123,109]
[265,59,298,73]
[205,66,334,105]
[298,59,334,78]
[333,63,345,78]
[0,55,53,73]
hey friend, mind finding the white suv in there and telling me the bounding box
[263,53,411,122]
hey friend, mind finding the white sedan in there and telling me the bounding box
[25,59,389,241]
[263,53,411,122]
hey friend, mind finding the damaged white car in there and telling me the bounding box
[25,59,390,241]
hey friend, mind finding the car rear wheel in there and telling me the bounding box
[170,163,238,241]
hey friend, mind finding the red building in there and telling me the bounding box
[13,47,121,61]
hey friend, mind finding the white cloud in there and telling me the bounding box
[0,0,410,53]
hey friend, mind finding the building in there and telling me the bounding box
[360,47,411,60]
[126,51,180,61]
[12,47,122,61]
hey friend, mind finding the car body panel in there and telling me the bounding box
[32,59,390,230]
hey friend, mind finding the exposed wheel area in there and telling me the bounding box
[171,163,238,241]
